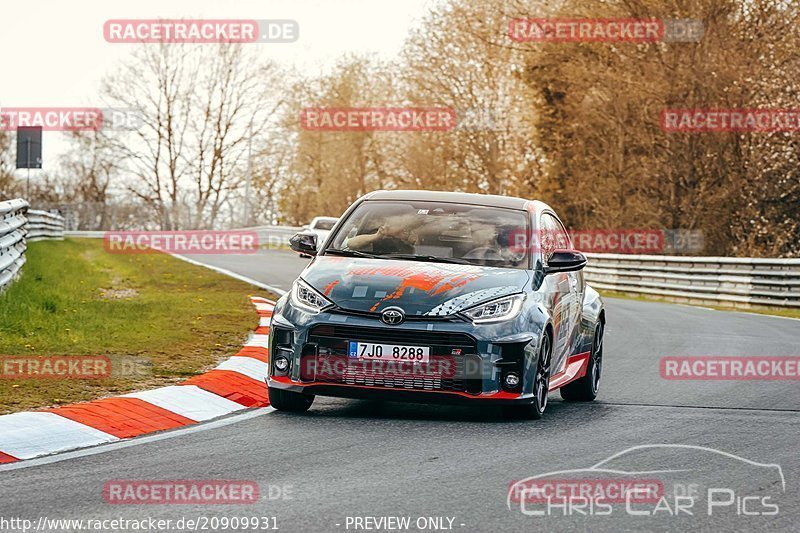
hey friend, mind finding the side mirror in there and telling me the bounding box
[289,232,318,256]
[544,250,587,274]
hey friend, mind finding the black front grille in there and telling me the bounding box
[303,325,478,393]
[309,325,476,349]
[328,308,460,322]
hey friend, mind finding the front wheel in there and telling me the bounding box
[560,322,603,402]
[268,387,314,412]
[503,333,551,420]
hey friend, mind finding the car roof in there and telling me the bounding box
[364,190,550,212]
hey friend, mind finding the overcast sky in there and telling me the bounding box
[1,0,436,172]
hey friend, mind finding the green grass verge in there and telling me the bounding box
[598,290,800,319]
[0,238,277,414]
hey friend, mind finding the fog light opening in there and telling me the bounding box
[504,372,520,389]
[274,356,290,373]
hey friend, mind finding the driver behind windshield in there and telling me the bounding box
[334,202,528,268]
[343,213,424,254]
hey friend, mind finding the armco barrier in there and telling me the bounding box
[0,199,29,291]
[0,199,65,291]
[66,225,304,249]
[61,224,800,310]
[26,209,65,241]
[249,224,302,249]
[584,252,800,309]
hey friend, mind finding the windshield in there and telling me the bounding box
[312,219,336,230]
[326,200,530,269]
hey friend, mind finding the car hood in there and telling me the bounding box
[301,256,529,316]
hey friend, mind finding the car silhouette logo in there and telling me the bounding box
[381,308,405,325]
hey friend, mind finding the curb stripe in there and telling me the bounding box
[0,412,118,460]
[182,370,269,407]
[245,334,270,348]
[121,385,246,421]
[235,346,270,363]
[46,398,196,439]
[0,297,274,462]
[0,451,19,464]
[215,356,269,382]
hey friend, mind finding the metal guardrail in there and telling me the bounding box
[27,209,65,242]
[66,225,304,248]
[64,230,106,238]
[0,199,29,291]
[251,225,303,249]
[0,200,65,291]
[60,224,800,309]
[584,252,800,309]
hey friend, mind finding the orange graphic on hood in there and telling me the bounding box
[322,279,340,296]
[348,265,481,312]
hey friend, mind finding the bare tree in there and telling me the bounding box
[56,130,116,228]
[0,130,20,200]
[100,43,286,229]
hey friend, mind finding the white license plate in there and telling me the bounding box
[348,341,430,363]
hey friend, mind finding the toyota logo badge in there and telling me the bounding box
[381,307,405,325]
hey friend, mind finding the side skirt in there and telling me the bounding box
[548,351,590,391]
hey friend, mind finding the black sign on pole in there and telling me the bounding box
[16,127,43,169]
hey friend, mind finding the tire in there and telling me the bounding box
[503,332,551,420]
[268,387,314,412]
[560,322,603,402]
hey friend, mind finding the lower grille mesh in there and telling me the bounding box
[304,325,477,392]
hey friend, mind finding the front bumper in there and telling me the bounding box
[269,376,536,405]
[267,297,546,404]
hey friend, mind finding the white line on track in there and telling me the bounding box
[675,302,800,321]
[170,253,287,295]
[0,408,275,471]
[736,311,800,322]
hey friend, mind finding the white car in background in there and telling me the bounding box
[299,216,338,256]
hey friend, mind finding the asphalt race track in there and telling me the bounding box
[183,249,312,293]
[1,250,798,532]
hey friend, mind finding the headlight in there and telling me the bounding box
[461,293,524,324]
[291,278,333,314]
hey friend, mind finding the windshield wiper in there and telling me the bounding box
[325,249,473,265]
[324,248,380,258]
[381,253,472,265]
